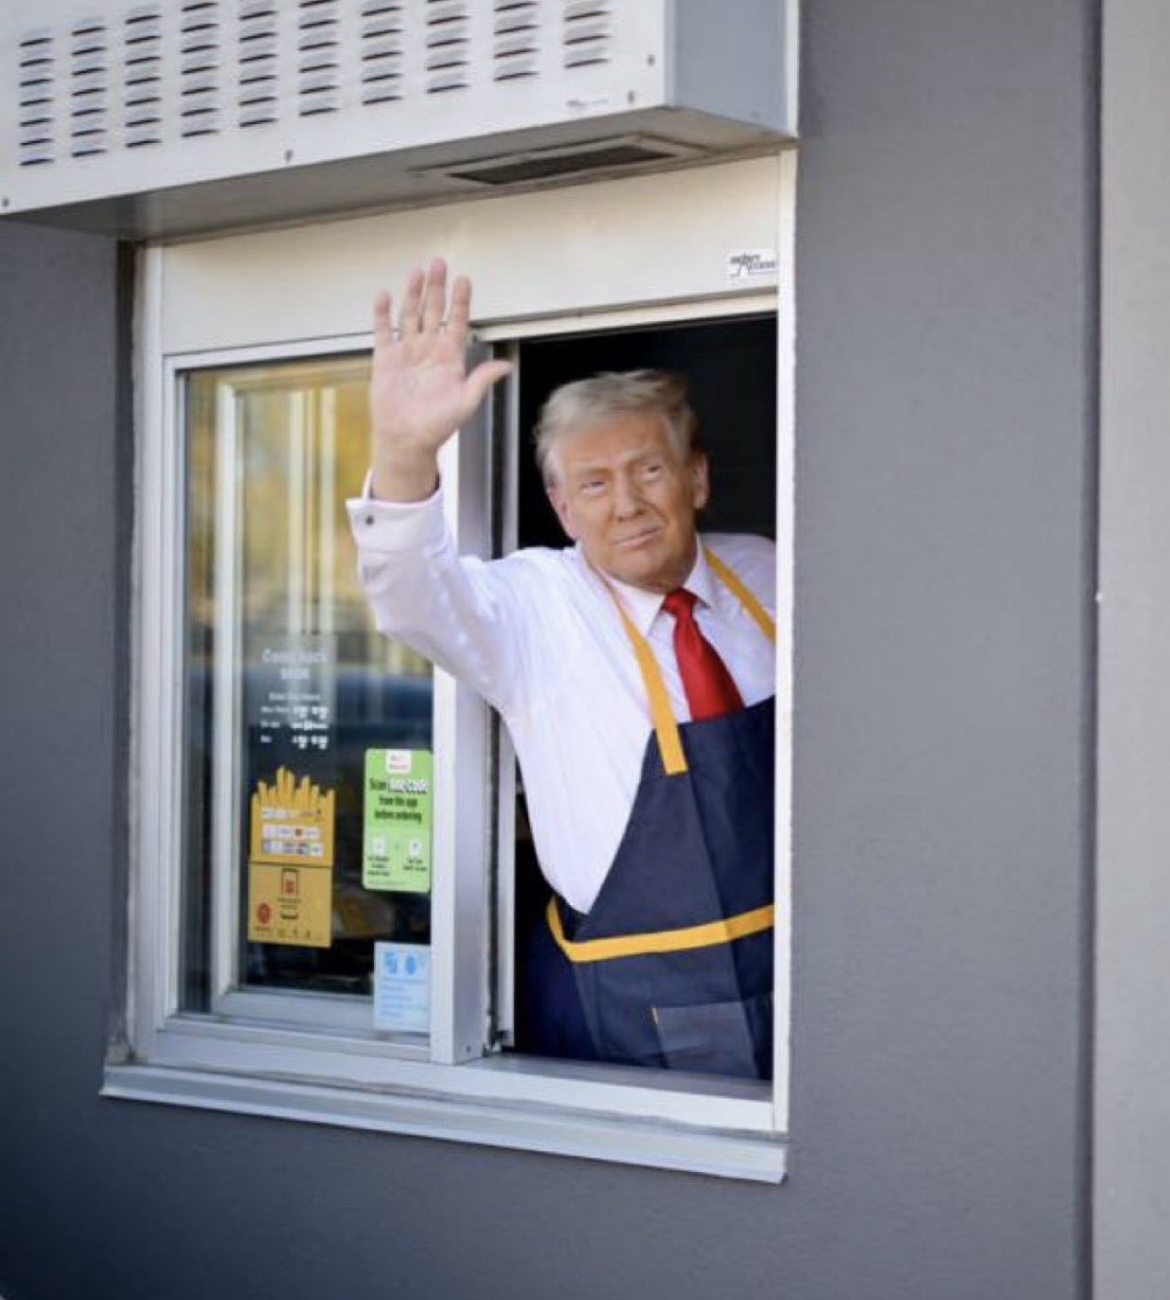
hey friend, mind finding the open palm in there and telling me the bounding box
[369,259,512,498]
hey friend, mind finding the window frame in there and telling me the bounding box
[110,159,795,1182]
[130,326,496,1065]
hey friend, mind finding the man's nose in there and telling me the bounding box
[613,472,642,517]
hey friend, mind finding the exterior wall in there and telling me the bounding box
[1095,0,1170,1296]
[0,3,1095,1299]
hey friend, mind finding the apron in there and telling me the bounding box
[522,548,776,1081]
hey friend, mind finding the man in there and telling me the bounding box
[348,259,777,1079]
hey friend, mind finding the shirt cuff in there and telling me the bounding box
[346,473,447,553]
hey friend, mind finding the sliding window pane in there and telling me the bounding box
[182,356,433,1018]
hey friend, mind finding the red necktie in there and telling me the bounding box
[662,588,744,721]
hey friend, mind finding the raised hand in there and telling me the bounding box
[369,257,513,501]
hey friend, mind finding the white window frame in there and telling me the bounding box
[175,342,493,1051]
[107,157,796,1183]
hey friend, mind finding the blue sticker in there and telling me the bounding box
[373,942,430,1034]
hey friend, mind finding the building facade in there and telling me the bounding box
[2,0,1165,1297]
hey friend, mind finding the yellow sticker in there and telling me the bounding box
[248,861,333,949]
[250,765,336,868]
[247,766,335,948]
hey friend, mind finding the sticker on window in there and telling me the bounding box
[363,748,434,893]
[374,942,431,1033]
[247,765,337,948]
[248,860,334,949]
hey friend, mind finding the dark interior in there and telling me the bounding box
[509,313,778,1052]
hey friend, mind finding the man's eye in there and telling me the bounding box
[579,479,606,495]
[640,462,664,479]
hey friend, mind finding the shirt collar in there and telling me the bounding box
[585,542,714,637]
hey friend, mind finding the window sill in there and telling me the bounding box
[102,1060,788,1183]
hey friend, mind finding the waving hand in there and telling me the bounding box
[369,258,513,501]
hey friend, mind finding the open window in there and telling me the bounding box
[494,314,779,1054]
[110,158,794,1181]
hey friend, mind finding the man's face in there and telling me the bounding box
[546,411,709,593]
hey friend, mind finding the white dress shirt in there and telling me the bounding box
[348,488,776,913]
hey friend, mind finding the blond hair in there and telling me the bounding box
[534,370,701,486]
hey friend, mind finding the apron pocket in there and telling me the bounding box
[652,993,771,1080]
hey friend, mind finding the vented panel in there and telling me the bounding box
[17,31,55,167]
[493,1,539,82]
[298,0,339,116]
[8,1,649,168]
[563,0,610,69]
[2,0,791,238]
[237,0,277,128]
[179,1,219,138]
[445,139,690,186]
[360,0,403,105]
[70,18,109,157]
[426,0,470,94]
[124,7,163,147]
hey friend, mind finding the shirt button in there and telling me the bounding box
[364,515,376,527]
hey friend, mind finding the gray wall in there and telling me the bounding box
[1096,0,1170,1296]
[0,2,1095,1298]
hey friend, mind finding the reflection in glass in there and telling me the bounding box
[182,356,432,1019]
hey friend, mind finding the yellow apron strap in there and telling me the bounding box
[548,894,775,964]
[703,547,777,645]
[600,547,777,779]
[610,598,689,776]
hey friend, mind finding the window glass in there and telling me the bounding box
[181,356,433,1017]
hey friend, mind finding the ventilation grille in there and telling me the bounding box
[17,31,55,166]
[439,136,696,187]
[10,0,641,171]
[298,0,339,116]
[124,7,163,147]
[564,0,610,69]
[179,1,220,137]
[360,0,403,105]
[426,0,469,94]
[494,1,538,81]
[238,0,277,128]
[70,18,110,156]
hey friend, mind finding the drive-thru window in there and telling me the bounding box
[114,160,795,1179]
[0,0,795,1179]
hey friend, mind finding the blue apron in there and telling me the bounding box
[522,549,776,1080]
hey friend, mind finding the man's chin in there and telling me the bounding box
[589,540,697,594]
[604,557,676,594]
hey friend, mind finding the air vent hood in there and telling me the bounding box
[0,0,793,240]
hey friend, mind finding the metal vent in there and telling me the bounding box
[493,1,539,81]
[238,0,278,128]
[5,0,790,237]
[17,31,55,167]
[438,136,698,186]
[70,18,109,157]
[179,1,220,137]
[298,0,340,117]
[359,0,403,105]
[426,0,470,94]
[563,0,610,69]
[123,6,162,148]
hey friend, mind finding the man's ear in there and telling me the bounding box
[547,483,579,540]
[690,453,710,511]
